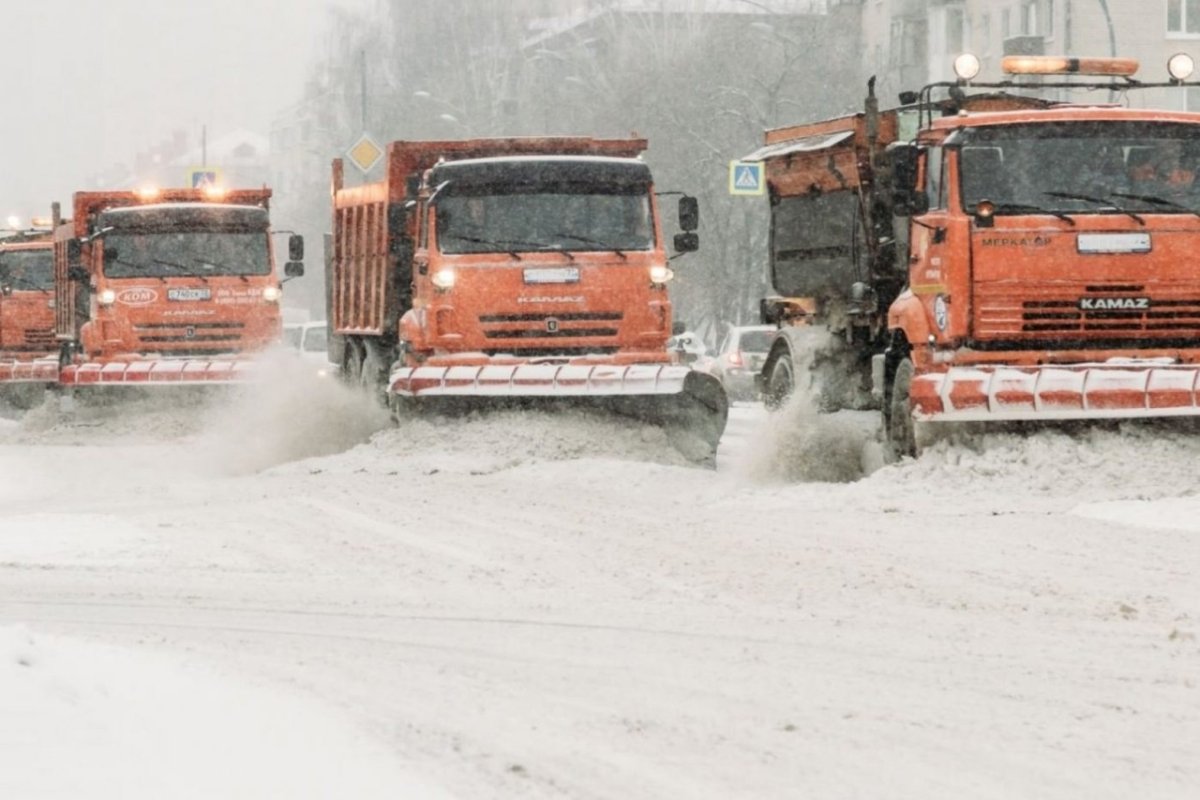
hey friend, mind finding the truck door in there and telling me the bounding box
[909,146,947,288]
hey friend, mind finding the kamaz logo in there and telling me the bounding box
[1078,297,1150,311]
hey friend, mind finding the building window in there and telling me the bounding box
[980,13,992,54]
[1002,8,1012,38]
[947,7,966,53]
[1021,1,1039,35]
[1045,0,1055,38]
[1168,0,1200,34]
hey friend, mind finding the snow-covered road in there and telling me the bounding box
[1,386,1197,798]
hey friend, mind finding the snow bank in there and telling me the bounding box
[0,625,449,799]
[870,421,1200,503]
[351,408,694,474]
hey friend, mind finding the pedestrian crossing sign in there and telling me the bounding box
[729,161,764,196]
[188,167,222,189]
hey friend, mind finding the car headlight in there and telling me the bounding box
[262,286,283,302]
[431,268,456,289]
[649,265,674,284]
[98,289,116,305]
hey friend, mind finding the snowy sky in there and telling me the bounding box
[0,0,367,218]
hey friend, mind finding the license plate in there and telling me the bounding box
[1077,233,1151,253]
[167,287,212,301]
[523,267,579,284]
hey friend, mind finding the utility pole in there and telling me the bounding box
[360,49,367,130]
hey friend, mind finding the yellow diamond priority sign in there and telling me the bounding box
[347,134,384,173]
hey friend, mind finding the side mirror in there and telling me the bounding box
[288,234,304,262]
[284,261,305,278]
[66,238,83,268]
[672,320,686,336]
[886,142,928,216]
[1,284,11,297]
[673,232,699,253]
[103,246,119,262]
[678,195,699,232]
[894,190,930,217]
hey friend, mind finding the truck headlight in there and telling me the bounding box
[262,286,282,302]
[649,265,674,284]
[98,289,116,305]
[431,268,456,289]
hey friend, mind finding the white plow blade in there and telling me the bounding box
[0,357,59,384]
[911,363,1200,422]
[59,359,258,386]
[389,363,693,397]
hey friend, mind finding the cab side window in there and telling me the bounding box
[924,146,946,210]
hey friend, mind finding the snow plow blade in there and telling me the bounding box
[911,362,1200,422]
[390,362,729,458]
[0,358,59,384]
[59,359,257,386]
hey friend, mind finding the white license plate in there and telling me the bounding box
[167,287,212,301]
[523,267,579,284]
[1077,233,1152,253]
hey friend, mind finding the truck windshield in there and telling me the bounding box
[436,191,653,255]
[103,231,270,278]
[958,122,1200,215]
[0,249,54,290]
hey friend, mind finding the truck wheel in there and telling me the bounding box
[763,354,794,411]
[884,357,917,462]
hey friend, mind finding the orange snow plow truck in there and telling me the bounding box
[0,229,58,387]
[47,188,302,389]
[752,55,1200,458]
[327,137,728,455]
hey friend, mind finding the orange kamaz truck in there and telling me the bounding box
[0,228,58,392]
[51,187,302,388]
[750,54,1200,457]
[328,137,728,456]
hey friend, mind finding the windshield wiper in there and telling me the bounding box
[108,258,163,281]
[549,232,628,260]
[193,256,251,281]
[1110,192,1200,219]
[988,203,1077,225]
[155,259,208,283]
[441,233,523,260]
[1043,191,1145,226]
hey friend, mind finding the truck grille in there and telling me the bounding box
[478,311,622,341]
[134,321,245,344]
[977,287,1200,338]
[23,329,55,347]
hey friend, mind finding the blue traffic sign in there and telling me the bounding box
[729,161,764,196]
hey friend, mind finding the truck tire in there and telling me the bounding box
[763,353,795,411]
[884,357,917,462]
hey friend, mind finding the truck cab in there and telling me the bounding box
[890,108,1200,366]
[57,189,301,368]
[0,238,55,361]
[401,154,687,364]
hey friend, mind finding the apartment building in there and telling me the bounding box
[863,1,1200,110]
